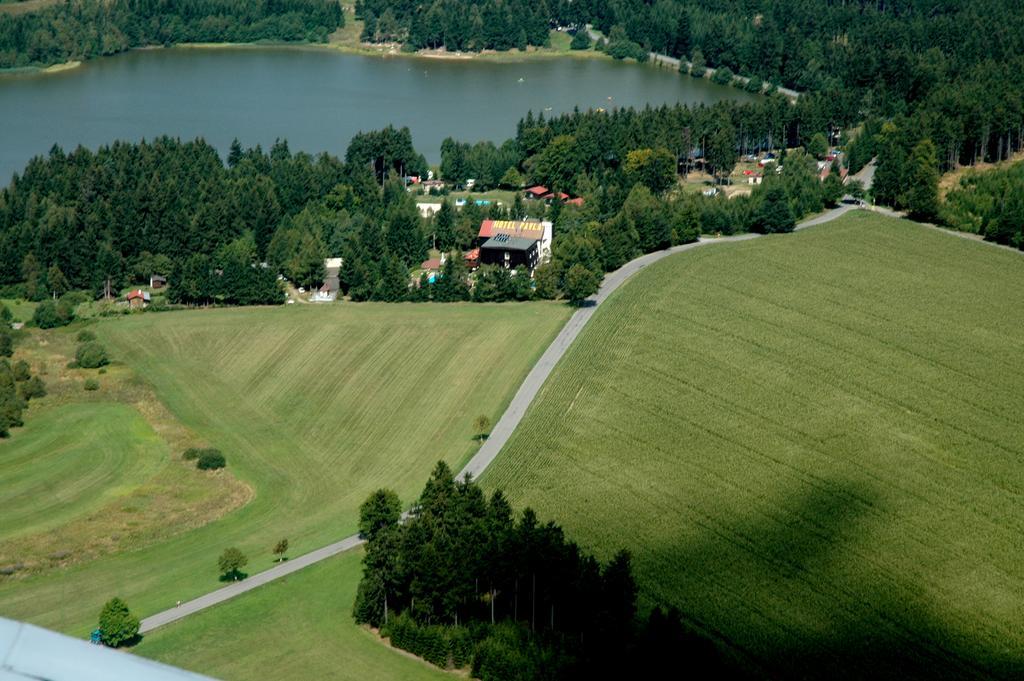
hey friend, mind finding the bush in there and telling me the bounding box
[0,330,10,359]
[19,376,46,400]
[76,329,96,342]
[98,597,140,648]
[33,299,75,329]
[182,447,202,460]
[12,360,30,382]
[711,66,735,85]
[75,341,109,369]
[197,449,226,470]
[569,29,591,50]
[84,378,99,391]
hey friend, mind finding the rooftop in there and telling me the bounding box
[481,234,538,252]
[478,219,545,240]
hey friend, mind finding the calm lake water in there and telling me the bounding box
[0,46,756,181]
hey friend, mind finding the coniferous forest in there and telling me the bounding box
[354,463,724,678]
[0,0,343,69]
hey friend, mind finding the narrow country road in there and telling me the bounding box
[585,25,800,100]
[139,204,856,634]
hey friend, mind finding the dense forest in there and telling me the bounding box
[0,0,343,68]
[357,0,550,50]
[353,463,723,678]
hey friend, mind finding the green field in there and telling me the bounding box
[0,302,569,639]
[135,549,449,681]
[0,403,167,545]
[0,298,36,322]
[482,213,1024,679]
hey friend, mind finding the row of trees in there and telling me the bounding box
[0,318,46,437]
[0,0,344,69]
[353,463,724,677]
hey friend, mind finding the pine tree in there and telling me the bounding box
[754,183,795,233]
[905,139,940,221]
[97,597,139,648]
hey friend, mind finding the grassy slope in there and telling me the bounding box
[0,302,568,636]
[482,212,1024,680]
[0,298,36,323]
[135,549,449,681]
[0,403,167,544]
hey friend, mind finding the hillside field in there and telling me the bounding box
[0,302,569,642]
[483,212,1024,680]
[135,549,449,680]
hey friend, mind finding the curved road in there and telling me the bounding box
[139,204,856,634]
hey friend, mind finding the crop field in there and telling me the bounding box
[135,549,449,681]
[0,302,569,640]
[483,212,1024,680]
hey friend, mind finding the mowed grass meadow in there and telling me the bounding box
[0,302,569,639]
[483,212,1024,680]
[135,549,449,681]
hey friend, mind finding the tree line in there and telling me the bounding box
[356,0,550,51]
[0,0,343,69]
[0,308,46,438]
[354,462,724,678]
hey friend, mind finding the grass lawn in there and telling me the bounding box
[482,212,1024,680]
[0,302,569,639]
[0,298,36,323]
[0,403,168,545]
[135,549,450,681]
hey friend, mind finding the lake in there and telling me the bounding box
[0,45,757,181]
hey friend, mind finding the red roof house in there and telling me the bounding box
[525,185,548,198]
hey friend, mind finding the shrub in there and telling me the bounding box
[76,329,96,342]
[711,66,735,85]
[98,597,140,648]
[33,299,75,329]
[75,341,109,369]
[182,447,202,460]
[0,330,12,358]
[19,376,46,400]
[84,378,99,391]
[12,360,30,382]
[197,449,226,470]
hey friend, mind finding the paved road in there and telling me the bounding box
[139,204,855,634]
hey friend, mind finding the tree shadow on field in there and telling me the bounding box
[218,570,249,583]
[643,478,1024,681]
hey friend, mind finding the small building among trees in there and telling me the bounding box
[149,274,167,289]
[125,290,151,309]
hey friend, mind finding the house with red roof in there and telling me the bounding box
[525,185,548,199]
[126,290,151,309]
